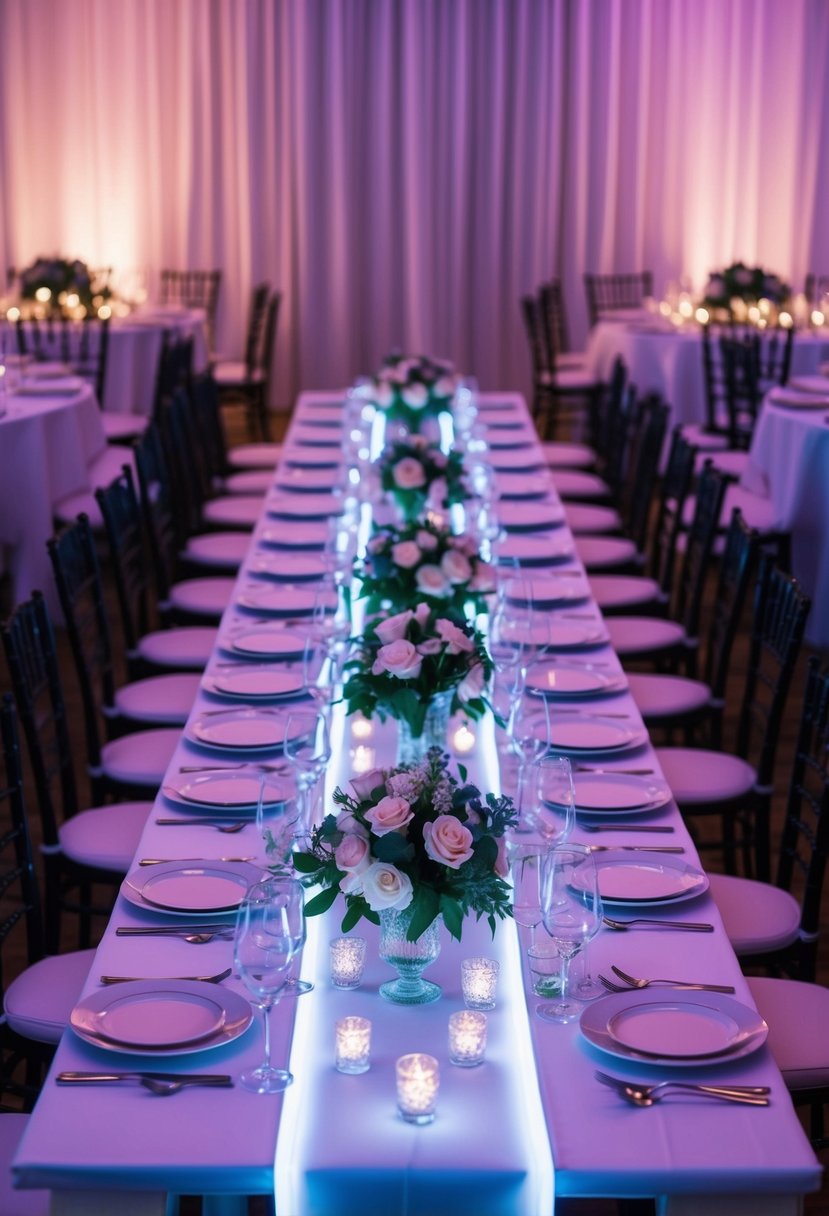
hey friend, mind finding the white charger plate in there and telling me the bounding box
[71,980,253,1056]
[185,707,306,751]
[768,386,829,410]
[236,584,335,616]
[494,472,551,500]
[163,770,293,812]
[486,432,538,450]
[266,493,343,520]
[586,850,708,906]
[788,374,829,394]
[497,533,575,566]
[202,667,306,701]
[499,501,566,532]
[258,522,329,549]
[506,575,590,607]
[273,466,343,492]
[538,715,647,755]
[284,453,342,469]
[580,990,767,1066]
[222,629,307,660]
[538,619,610,650]
[487,449,546,472]
[248,552,327,581]
[122,860,263,915]
[526,661,627,699]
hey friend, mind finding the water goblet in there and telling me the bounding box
[234,877,305,1092]
[537,844,603,1023]
[283,709,332,829]
[530,754,576,845]
[509,697,551,830]
[508,845,543,948]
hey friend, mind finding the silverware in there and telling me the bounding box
[155,818,247,833]
[586,845,685,853]
[57,1072,233,1095]
[115,926,235,944]
[599,972,736,995]
[575,766,655,776]
[594,1071,769,1107]
[137,856,255,866]
[602,916,714,932]
[177,763,288,774]
[554,710,631,719]
[100,967,232,986]
[578,823,675,834]
[609,964,735,993]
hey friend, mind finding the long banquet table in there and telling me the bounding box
[11,390,822,1214]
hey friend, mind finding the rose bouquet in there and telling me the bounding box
[359,518,496,616]
[18,256,110,314]
[378,433,468,524]
[702,262,790,310]
[293,748,516,940]
[357,352,458,432]
[343,602,493,737]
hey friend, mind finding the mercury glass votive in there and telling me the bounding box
[448,1010,487,1067]
[396,1053,440,1124]
[329,936,367,989]
[335,1016,371,1074]
[461,957,500,1010]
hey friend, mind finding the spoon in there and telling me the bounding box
[155,818,247,833]
[594,1071,769,1106]
[99,967,233,985]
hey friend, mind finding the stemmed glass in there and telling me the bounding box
[509,847,543,948]
[537,844,603,1023]
[234,877,305,1092]
[531,754,576,845]
[283,709,332,829]
[509,696,550,830]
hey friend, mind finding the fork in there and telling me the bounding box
[100,967,232,985]
[610,964,735,994]
[594,1071,770,1106]
[598,973,735,995]
[603,916,714,932]
[57,1072,233,1094]
[155,818,247,833]
[586,845,685,853]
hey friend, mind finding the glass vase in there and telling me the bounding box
[395,691,453,767]
[378,906,442,1005]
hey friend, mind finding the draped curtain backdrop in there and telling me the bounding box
[1,0,828,409]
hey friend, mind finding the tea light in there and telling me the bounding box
[452,722,476,754]
[329,936,367,988]
[461,957,500,1010]
[335,1016,371,1074]
[396,1053,439,1124]
[527,942,562,998]
[448,1010,487,1067]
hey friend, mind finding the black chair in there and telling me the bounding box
[159,269,222,351]
[804,272,829,308]
[583,271,653,327]
[15,314,110,405]
[212,283,277,440]
[520,290,600,442]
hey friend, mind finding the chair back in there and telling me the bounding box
[152,331,194,419]
[16,315,110,403]
[645,427,698,590]
[671,461,729,666]
[616,396,669,558]
[159,269,221,348]
[520,292,551,422]
[94,467,156,679]
[539,280,573,358]
[583,271,653,327]
[702,322,793,447]
[243,282,271,374]
[804,272,829,307]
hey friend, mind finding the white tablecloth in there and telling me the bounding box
[742,390,829,650]
[103,308,209,416]
[12,391,822,1214]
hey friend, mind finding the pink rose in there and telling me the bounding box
[348,771,387,803]
[434,375,456,398]
[417,638,443,656]
[365,795,414,836]
[361,862,414,911]
[372,638,422,679]
[416,529,439,551]
[427,477,448,507]
[367,535,387,555]
[415,564,450,597]
[392,540,422,569]
[375,608,414,644]
[440,549,472,584]
[414,602,431,627]
[334,833,371,873]
[423,815,474,869]
[435,618,474,654]
[494,835,509,878]
[469,562,496,593]
[458,661,486,703]
[374,382,394,409]
[393,457,426,490]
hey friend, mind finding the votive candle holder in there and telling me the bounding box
[448,1010,487,1067]
[461,957,500,1010]
[329,936,367,989]
[335,1016,371,1074]
[396,1053,440,1124]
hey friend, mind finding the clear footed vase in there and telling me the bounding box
[379,906,442,1005]
[395,691,453,767]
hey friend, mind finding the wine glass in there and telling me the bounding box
[255,772,299,865]
[509,847,543,948]
[530,754,576,845]
[537,844,603,1023]
[234,877,305,1092]
[509,697,550,830]
[283,709,332,829]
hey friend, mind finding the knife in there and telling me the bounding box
[57,1072,233,1086]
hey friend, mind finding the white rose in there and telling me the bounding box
[372,638,423,679]
[457,660,486,703]
[374,382,394,408]
[392,540,422,569]
[440,549,472,584]
[415,564,451,597]
[375,608,414,644]
[392,457,427,490]
[401,383,429,409]
[360,862,414,911]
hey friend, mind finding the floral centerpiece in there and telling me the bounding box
[18,256,110,315]
[294,748,516,944]
[359,518,496,616]
[344,602,493,747]
[357,352,458,432]
[702,262,790,310]
[378,433,468,524]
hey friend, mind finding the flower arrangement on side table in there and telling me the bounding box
[357,352,458,432]
[702,262,790,311]
[18,256,110,315]
[359,517,496,616]
[378,433,468,524]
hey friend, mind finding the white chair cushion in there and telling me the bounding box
[213,360,264,386]
[114,672,201,725]
[54,445,136,529]
[605,616,686,656]
[680,424,730,452]
[137,626,216,670]
[223,469,273,495]
[227,443,282,469]
[4,949,96,1045]
[576,536,638,570]
[694,449,751,480]
[626,672,711,720]
[167,576,235,620]
[0,1114,50,1215]
[551,470,611,500]
[556,352,589,370]
[100,727,180,788]
[202,495,262,529]
[60,800,152,871]
[707,873,801,955]
[182,531,250,570]
[683,482,780,533]
[541,441,596,469]
[588,575,661,611]
[556,367,599,391]
[655,746,756,805]
[746,976,829,1091]
[563,503,623,534]
[101,413,149,442]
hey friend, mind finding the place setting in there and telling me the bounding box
[497,498,567,532]
[161,768,295,817]
[234,583,337,618]
[247,551,328,582]
[265,492,346,520]
[201,665,309,703]
[257,520,330,549]
[219,625,309,661]
[183,705,312,754]
[525,658,628,701]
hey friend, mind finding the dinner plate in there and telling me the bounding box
[506,575,591,608]
[258,522,329,549]
[123,860,264,915]
[477,399,521,414]
[566,772,672,814]
[273,466,343,493]
[482,415,526,431]
[540,619,610,650]
[25,361,72,379]
[289,427,342,448]
[485,432,538,450]
[535,715,648,755]
[284,452,342,469]
[236,584,335,616]
[163,770,293,812]
[768,386,829,409]
[202,667,306,701]
[496,533,575,566]
[248,552,327,581]
[185,707,306,751]
[266,493,343,520]
[498,501,566,532]
[526,661,627,699]
[487,449,546,472]
[223,628,307,659]
[14,377,84,396]
[495,472,551,500]
[580,990,768,1067]
[788,374,829,394]
[71,981,253,1056]
[583,850,708,906]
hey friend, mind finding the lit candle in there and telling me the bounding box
[811,310,825,327]
[34,287,51,303]
[335,1016,371,1074]
[461,957,500,1010]
[351,744,376,774]
[329,936,367,989]
[448,1010,487,1067]
[351,715,374,740]
[695,307,710,325]
[396,1053,439,1124]
[452,722,476,754]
